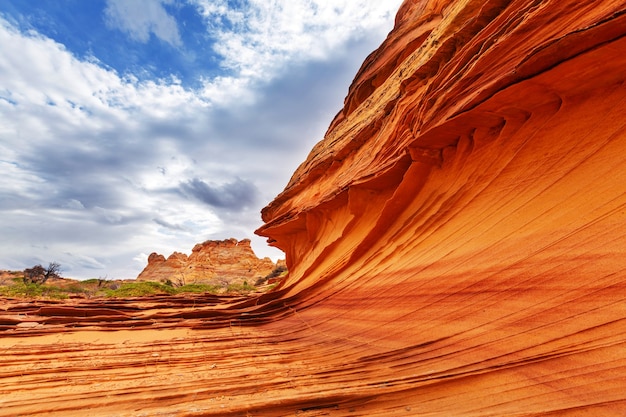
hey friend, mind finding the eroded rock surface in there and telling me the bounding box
[2,1,626,415]
[136,238,279,285]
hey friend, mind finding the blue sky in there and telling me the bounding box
[0,0,402,279]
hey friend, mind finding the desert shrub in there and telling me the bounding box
[104,281,175,298]
[226,281,256,294]
[267,265,287,279]
[256,265,288,286]
[41,286,69,299]
[174,283,221,294]
[0,282,67,299]
[65,283,87,293]
[0,282,42,298]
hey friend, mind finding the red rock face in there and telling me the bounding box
[3,1,626,416]
[255,0,626,413]
[136,238,278,285]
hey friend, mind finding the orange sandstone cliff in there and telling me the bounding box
[256,0,626,413]
[2,1,626,416]
[136,238,279,285]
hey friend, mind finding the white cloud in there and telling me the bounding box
[0,15,218,277]
[0,1,402,278]
[195,0,402,104]
[133,252,150,266]
[0,160,45,201]
[63,253,107,270]
[0,16,210,165]
[104,0,182,47]
[64,199,85,210]
[196,0,400,68]
[0,17,205,131]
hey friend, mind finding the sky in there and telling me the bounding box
[0,0,402,279]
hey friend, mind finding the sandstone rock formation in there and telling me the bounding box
[2,1,626,416]
[136,238,279,286]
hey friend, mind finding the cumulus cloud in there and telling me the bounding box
[153,217,188,232]
[0,1,401,278]
[194,0,401,105]
[195,0,397,72]
[63,199,86,210]
[180,177,259,210]
[104,0,182,47]
[63,253,107,270]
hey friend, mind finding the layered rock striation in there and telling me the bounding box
[2,1,626,416]
[255,0,626,414]
[136,238,279,285]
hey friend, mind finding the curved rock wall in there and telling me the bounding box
[255,0,626,414]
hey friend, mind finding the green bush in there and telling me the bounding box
[174,283,221,294]
[65,283,89,294]
[256,265,288,286]
[226,281,256,294]
[0,282,68,299]
[104,281,176,298]
[0,277,273,300]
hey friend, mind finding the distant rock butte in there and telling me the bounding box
[136,238,280,285]
[2,1,626,416]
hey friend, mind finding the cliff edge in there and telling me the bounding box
[254,0,626,414]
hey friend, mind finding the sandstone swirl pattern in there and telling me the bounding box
[2,1,626,415]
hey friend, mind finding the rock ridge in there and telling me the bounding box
[136,238,280,286]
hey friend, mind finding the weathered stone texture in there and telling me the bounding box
[136,238,278,285]
[2,1,626,415]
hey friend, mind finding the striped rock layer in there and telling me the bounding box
[2,1,626,416]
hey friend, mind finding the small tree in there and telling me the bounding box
[23,262,62,285]
[97,275,108,288]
